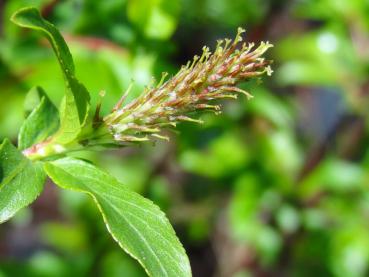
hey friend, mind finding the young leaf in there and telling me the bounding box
[44,157,191,277]
[18,86,60,150]
[0,139,46,223]
[11,7,90,144]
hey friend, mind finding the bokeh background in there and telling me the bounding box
[1,0,369,276]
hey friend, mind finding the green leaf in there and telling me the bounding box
[0,139,46,223]
[44,157,191,277]
[18,86,60,150]
[11,7,90,144]
[23,86,47,117]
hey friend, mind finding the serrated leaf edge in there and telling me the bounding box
[44,160,191,277]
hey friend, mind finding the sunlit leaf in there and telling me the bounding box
[11,7,90,144]
[45,157,191,277]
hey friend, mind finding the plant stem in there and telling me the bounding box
[23,123,111,161]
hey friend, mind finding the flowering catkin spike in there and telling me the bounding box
[104,28,273,144]
[113,81,134,112]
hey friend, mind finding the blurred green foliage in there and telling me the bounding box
[1,0,369,276]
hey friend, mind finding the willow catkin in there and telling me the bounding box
[104,28,273,143]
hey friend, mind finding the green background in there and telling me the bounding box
[1,0,369,276]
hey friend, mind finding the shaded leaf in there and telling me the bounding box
[0,139,46,223]
[18,86,59,150]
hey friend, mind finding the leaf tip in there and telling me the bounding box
[10,6,41,27]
